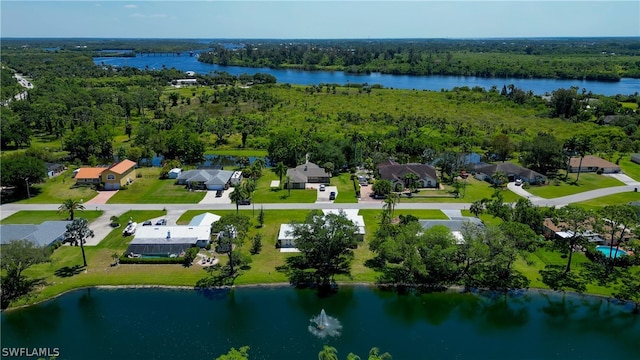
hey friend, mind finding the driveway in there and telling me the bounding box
[358,184,378,202]
[311,184,337,203]
[85,191,119,205]
[199,189,231,204]
[506,182,545,203]
[604,173,640,186]
[85,209,122,246]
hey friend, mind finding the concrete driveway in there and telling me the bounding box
[199,189,231,204]
[311,184,337,203]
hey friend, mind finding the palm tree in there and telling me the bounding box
[492,171,508,188]
[318,345,338,360]
[383,192,399,218]
[229,187,246,214]
[63,218,94,267]
[58,198,85,220]
[274,162,288,189]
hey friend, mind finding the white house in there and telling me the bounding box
[277,209,366,250]
[188,212,221,228]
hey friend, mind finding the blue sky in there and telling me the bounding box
[1,1,639,38]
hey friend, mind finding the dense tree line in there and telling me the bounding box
[198,38,640,80]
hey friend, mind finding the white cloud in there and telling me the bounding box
[124,4,138,9]
[150,14,168,19]
[130,13,145,18]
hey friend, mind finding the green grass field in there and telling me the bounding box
[106,168,205,204]
[251,170,317,203]
[526,173,624,198]
[1,210,103,224]
[332,173,358,203]
[17,169,98,204]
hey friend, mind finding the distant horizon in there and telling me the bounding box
[2,1,638,39]
[3,36,639,41]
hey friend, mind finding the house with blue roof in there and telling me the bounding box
[0,221,72,247]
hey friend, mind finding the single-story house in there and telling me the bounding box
[277,209,366,249]
[176,169,234,190]
[167,168,182,179]
[46,163,65,178]
[569,155,620,174]
[0,221,72,247]
[474,162,546,185]
[286,162,331,189]
[188,212,221,227]
[174,79,197,86]
[377,160,438,189]
[102,159,137,190]
[73,167,106,185]
[73,159,137,190]
[419,217,485,245]
[322,209,365,240]
[542,218,605,244]
[125,225,211,257]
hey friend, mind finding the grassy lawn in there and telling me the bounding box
[575,192,640,208]
[526,173,624,198]
[251,170,317,203]
[17,169,98,204]
[398,178,521,203]
[205,149,268,157]
[619,157,640,182]
[332,173,358,204]
[1,210,103,224]
[107,168,205,204]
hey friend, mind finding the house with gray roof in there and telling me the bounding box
[0,221,72,247]
[377,160,438,189]
[176,169,234,190]
[286,162,330,189]
[474,162,546,185]
[419,217,484,244]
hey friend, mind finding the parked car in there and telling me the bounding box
[329,191,336,200]
[215,190,223,197]
[238,199,251,205]
[142,220,152,226]
[319,184,326,191]
[155,219,167,226]
[515,179,523,186]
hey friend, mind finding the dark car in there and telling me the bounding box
[238,199,251,205]
[155,219,167,226]
[142,220,153,226]
[329,192,336,200]
[215,190,223,197]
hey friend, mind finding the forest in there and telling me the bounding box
[197,38,640,80]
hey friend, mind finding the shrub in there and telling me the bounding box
[596,168,604,175]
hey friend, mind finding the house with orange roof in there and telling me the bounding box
[101,159,137,190]
[73,159,137,190]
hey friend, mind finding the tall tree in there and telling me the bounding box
[58,198,85,220]
[210,214,251,283]
[553,205,594,274]
[0,239,51,308]
[63,218,94,267]
[273,162,288,188]
[284,210,359,288]
[383,192,399,218]
[489,133,514,162]
[599,205,638,272]
[229,186,247,214]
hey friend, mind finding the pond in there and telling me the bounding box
[2,286,639,359]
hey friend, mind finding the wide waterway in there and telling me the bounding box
[2,286,639,359]
[94,54,640,96]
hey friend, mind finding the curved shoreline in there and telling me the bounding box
[3,281,628,313]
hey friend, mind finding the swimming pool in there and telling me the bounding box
[595,246,628,258]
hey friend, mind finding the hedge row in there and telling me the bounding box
[119,256,185,265]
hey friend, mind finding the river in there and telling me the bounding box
[2,286,638,359]
[94,54,640,96]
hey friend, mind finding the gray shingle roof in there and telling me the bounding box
[0,221,72,247]
[177,169,234,185]
[286,162,329,183]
